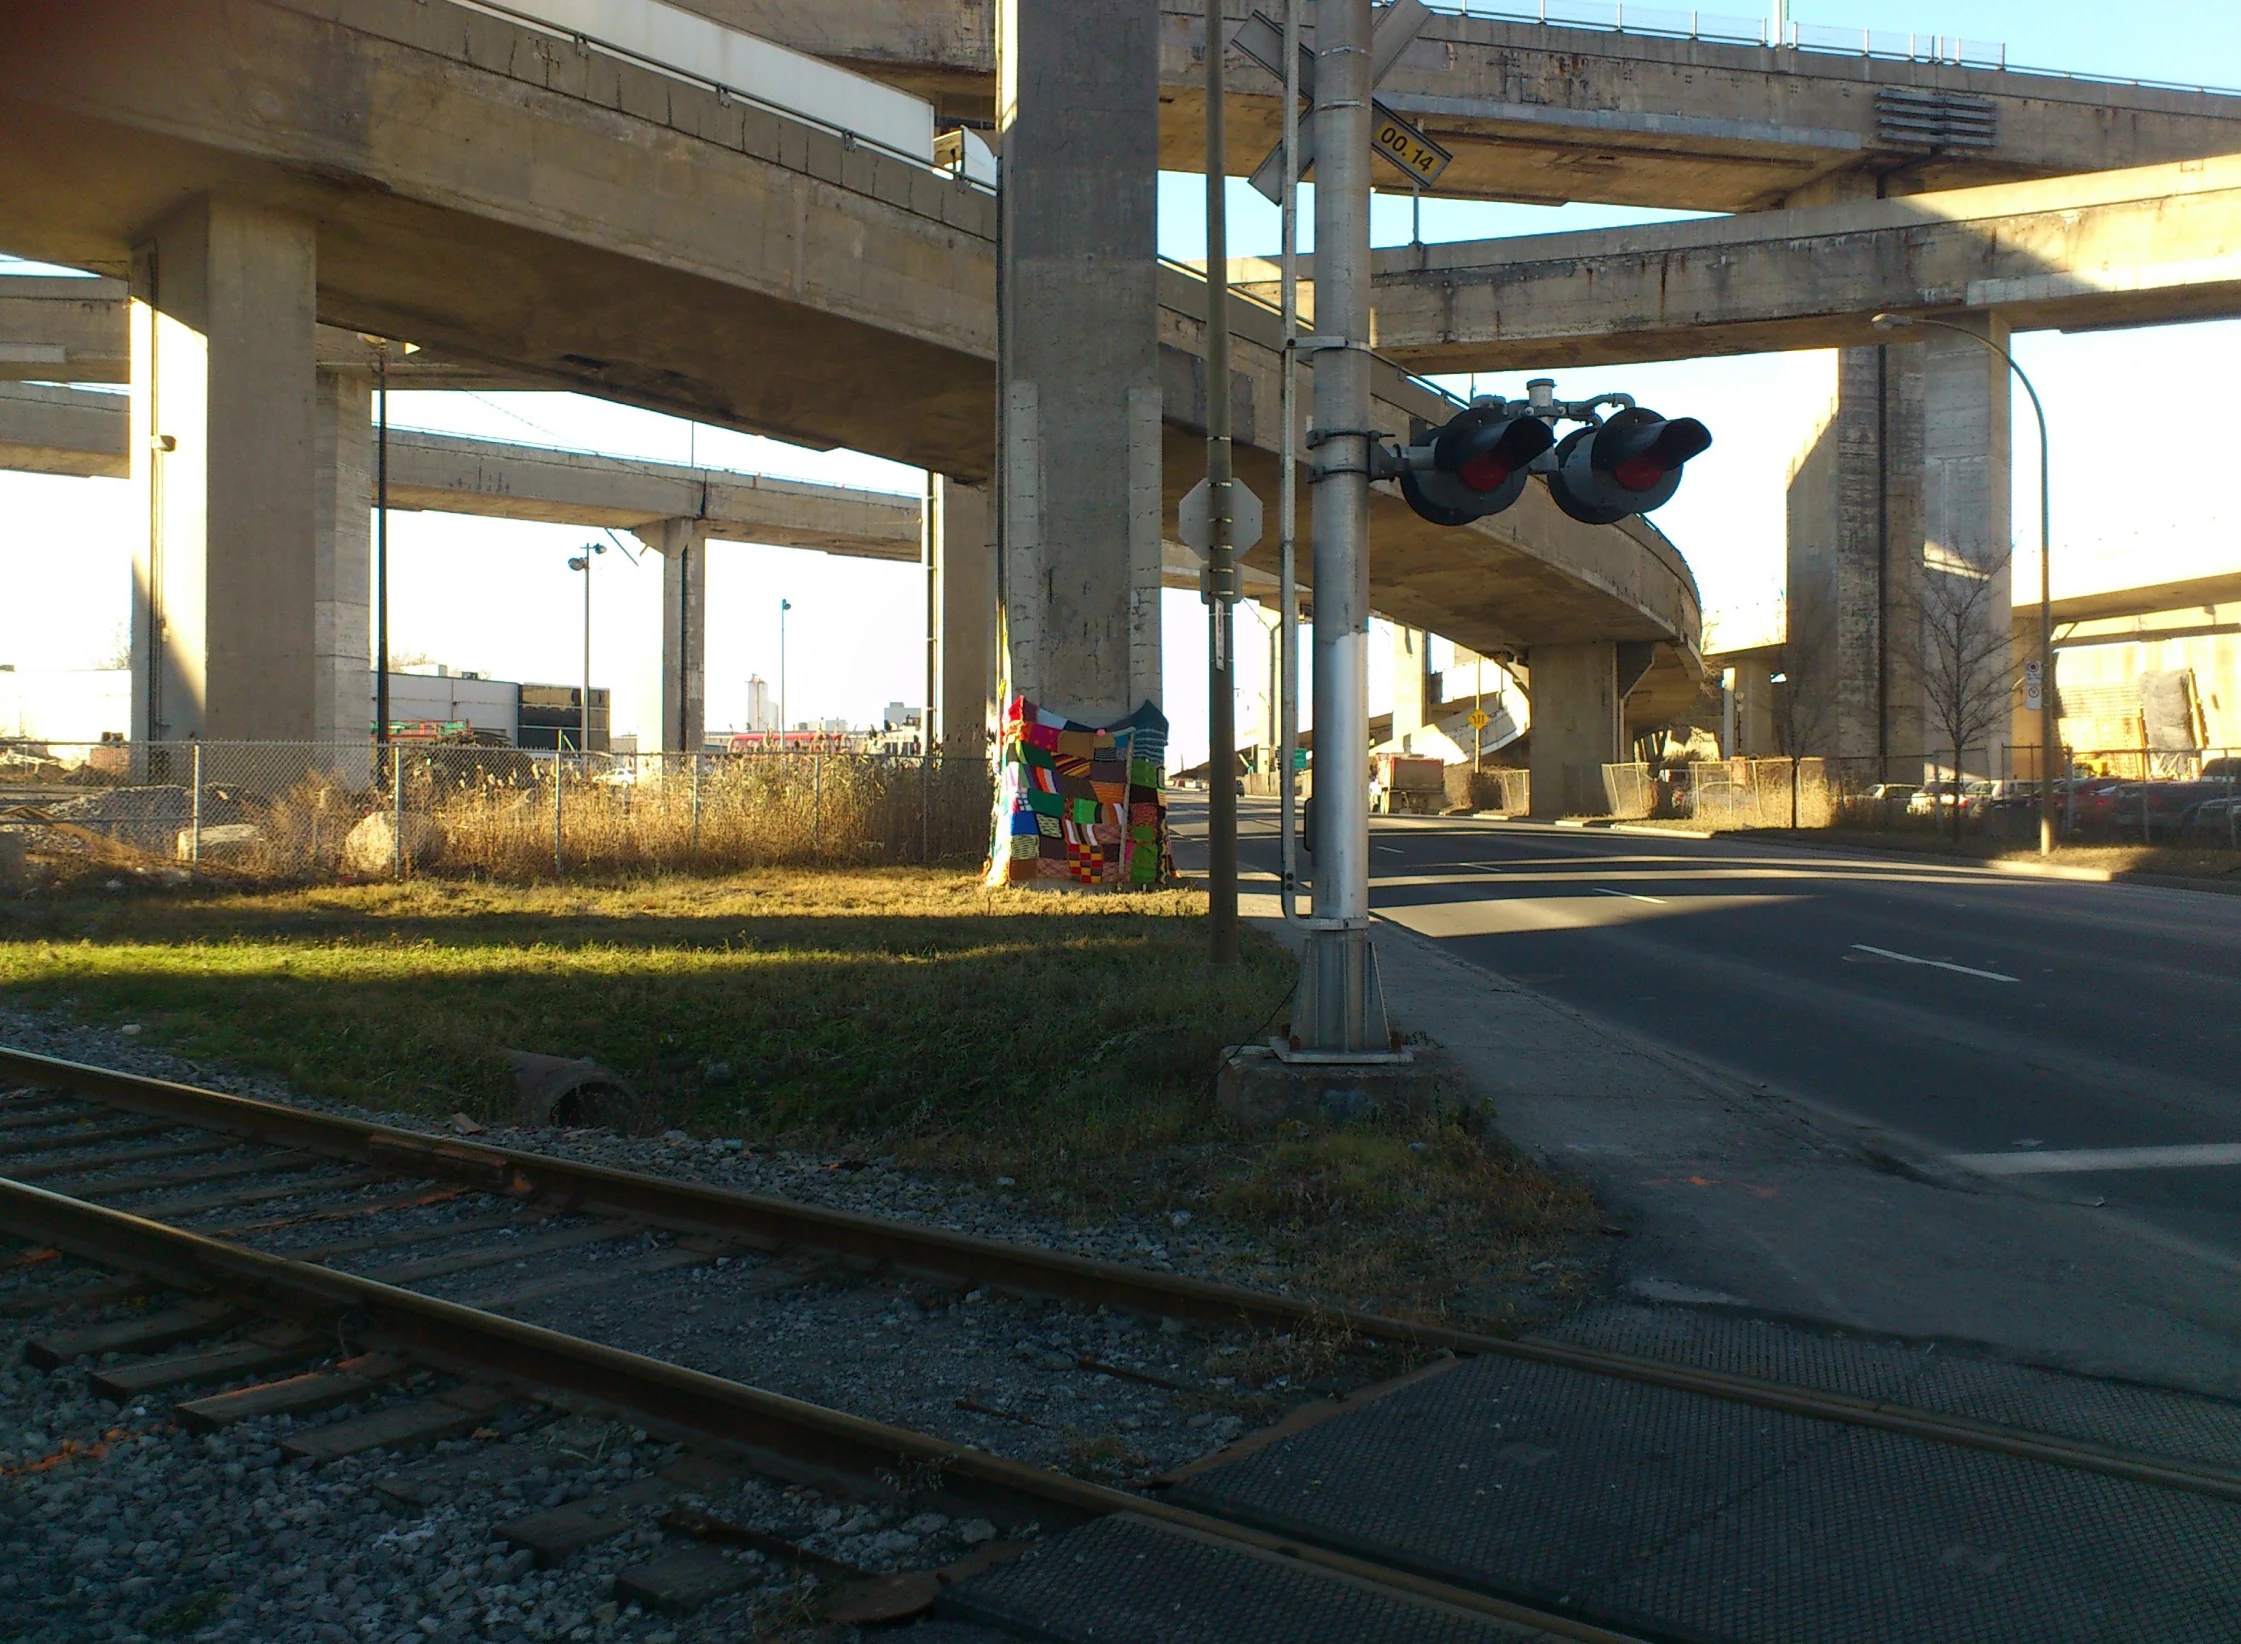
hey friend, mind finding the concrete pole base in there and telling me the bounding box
[1216,1042,1467,1131]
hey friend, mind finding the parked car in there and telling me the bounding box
[2183,795,2241,843]
[1906,782,1960,818]
[2093,780,2227,839]
[2060,777,2129,835]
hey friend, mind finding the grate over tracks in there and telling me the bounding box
[1167,1349,2241,1643]
[1549,1303,2241,1471]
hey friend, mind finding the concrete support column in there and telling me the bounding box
[1391,625,1429,743]
[1730,657,1776,756]
[313,366,372,752]
[1786,341,1926,768]
[130,195,318,743]
[628,518,707,756]
[924,475,995,753]
[1527,640,1620,818]
[1919,312,2014,776]
[995,0,1162,725]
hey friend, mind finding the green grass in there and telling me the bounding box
[0,869,1289,1159]
[0,867,1601,1323]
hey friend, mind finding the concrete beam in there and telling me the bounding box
[0,276,545,388]
[1365,154,2241,372]
[2031,571,2241,629]
[721,0,2241,211]
[0,381,124,477]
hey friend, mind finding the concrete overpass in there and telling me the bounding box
[1358,155,2241,372]
[717,0,2241,210]
[0,370,1683,781]
[0,0,1702,790]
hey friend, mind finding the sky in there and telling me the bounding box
[3,0,2239,766]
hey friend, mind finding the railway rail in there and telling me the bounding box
[4,1045,2239,1640]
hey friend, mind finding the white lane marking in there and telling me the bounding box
[1374,845,1404,855]
[1849,943,2018,983]
[1595,887,1668,905]
[1950,1142,2241,1176]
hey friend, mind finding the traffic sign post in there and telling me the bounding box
[1235,4,1451,201]
[1178,476,1264,558]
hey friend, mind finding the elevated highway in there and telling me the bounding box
[1358,155,2241,373]
[0,379,1251,593]
[719,0,2241,209]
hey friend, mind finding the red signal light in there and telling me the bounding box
[1612,454,1665,491]
[1457,454,1510,492]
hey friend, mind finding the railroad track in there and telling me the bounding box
[3,1045,2239,1643]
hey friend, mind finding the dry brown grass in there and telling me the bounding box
[17,752,995,888]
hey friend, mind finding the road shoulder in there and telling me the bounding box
[1246,896,2241,1399]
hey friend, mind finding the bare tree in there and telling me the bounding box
[1769,599,1839,827]
[1902,546,2015,840]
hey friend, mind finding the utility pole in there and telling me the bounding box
[779,598,791,755]
[567,543,603,755]
[1205,0,1239,964]
[375,343,390,747]
[1301,0,1384,1052]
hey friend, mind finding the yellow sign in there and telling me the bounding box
[1373,110,1452,188]
[1467,709,1491,730]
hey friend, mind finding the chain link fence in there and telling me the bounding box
[1644,748,2241,843]
[0,740,996,883]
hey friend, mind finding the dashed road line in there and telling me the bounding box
[1849,943,2019,983]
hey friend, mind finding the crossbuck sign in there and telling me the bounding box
[1234,0,1454,201]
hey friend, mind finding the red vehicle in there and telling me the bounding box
[2061,778,2130,835]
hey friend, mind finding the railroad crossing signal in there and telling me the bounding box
[1398,403,1556,525]
[1544,407,1713,527]
[1232,3,1453,201]
[1396,391,1712,530]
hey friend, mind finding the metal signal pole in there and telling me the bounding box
[1206,0,1239,963]
[1299,0,1385,1052]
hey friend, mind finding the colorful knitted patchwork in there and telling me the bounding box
[986,695,1170,889]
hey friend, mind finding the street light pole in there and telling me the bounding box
[779,598,792,755]
[1873,313,2056,855]
[375,343,390,748]
[566,543,604,756]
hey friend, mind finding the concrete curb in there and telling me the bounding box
[1729,831,2241,897]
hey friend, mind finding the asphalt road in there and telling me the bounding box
[1212,799,2241,1264]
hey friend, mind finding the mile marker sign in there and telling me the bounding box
[1233,3,1453,202]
